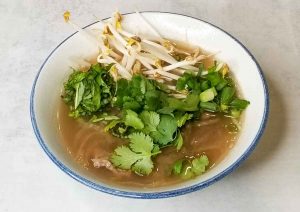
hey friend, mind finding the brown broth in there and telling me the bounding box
[57,101,238,188]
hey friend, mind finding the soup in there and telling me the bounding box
[57,102,238,187]
[57,10,249,188]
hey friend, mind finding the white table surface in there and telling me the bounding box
[1,0,299,211]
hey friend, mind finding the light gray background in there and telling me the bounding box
[0,0,299,211]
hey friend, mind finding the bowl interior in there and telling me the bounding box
[31,12,268,198]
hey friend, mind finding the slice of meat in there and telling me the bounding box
[91,158,131,177]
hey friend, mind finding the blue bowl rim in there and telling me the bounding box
[30,11,269,199]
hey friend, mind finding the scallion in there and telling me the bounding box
[199,87,217,102]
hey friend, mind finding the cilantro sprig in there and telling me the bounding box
[172,155,209,179]
[110,132,160,175]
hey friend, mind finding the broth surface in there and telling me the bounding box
[57,102,238,188]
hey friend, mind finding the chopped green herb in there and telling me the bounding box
[200,80,210,91]
[230,98,250,110]
[200,102,218,112]
[62,64,114,118]
[176,72,200,91]
[230,109,241,118]
[207,72,221,86]
[216,78,228,91]
[199,87,217,102]
[220,86,235,105]
[167,93,200,111]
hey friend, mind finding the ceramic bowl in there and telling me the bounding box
[30,12,269,198]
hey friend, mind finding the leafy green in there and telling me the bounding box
[197,63,205,76]
[114,75,166,112]
[191,155,209,175]
[207,61,218,73]
[199,87,217,102]
[90,113,120,123]
[230,98,250,110]
[111,146,140,169]
[216,78,228,91]
[176,72,200,91]
[172,159,183,175]
[206,72,221,86]
[172,155,209,179]
[200,80,210,91]
[110,132,158,175]
[167,93,200,111]
[199,102,218,112]
[175,112,193,127]
[104,120,121,132]
[62,64,114,118]
[128,133,153,154]
[151,114,177,146]
[124,110,144,130]
[139,111,160,134]
[104,120,129,138]
[174,131,183,151]
[220,86,235,105]
[74,82,85,109]
[230,109,241,118]
[157,107,175,115]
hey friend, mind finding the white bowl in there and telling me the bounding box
[30,12,269,198]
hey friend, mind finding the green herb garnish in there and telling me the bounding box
[62,64,114,118]
[110,132,160,175]
[172,155,209,179]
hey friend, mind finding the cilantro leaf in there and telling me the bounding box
[157,107,175,115]
[139,111,160,134]
[114,75,168,112]
[151,114,177,145]
[124,110,144,130]
[175,112,193,127]
[128,133,153,154]
[172,155,209,179]
[172,159,183,175]
[110,132,156,175]
[144,90,161,111]
[132,157,153,175]
[110,146,140,169]
[191,155,209,175]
